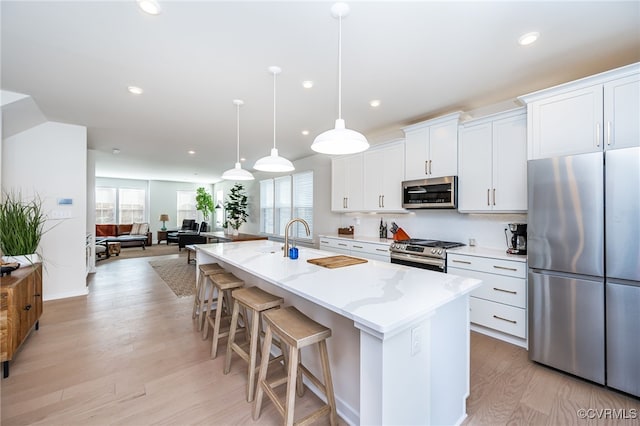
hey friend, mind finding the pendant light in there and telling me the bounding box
[254,66,295,172]
[311,2,369,155]
[221,100,254,181]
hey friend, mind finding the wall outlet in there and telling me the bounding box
[411,325,423,356]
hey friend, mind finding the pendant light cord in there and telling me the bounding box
[273,71,277,149]
[236,103,240,162]
[338,13,342,120]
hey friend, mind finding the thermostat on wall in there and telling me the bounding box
[57,198,73,205]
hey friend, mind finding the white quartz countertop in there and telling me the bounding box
[318,234,394,245]
[196,240,481,336]
[447,246,528,263]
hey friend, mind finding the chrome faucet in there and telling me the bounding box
[283,218,310,257]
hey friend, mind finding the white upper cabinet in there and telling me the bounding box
[363,141,405,211]
[331,154,363,212]
[519,63,639,160]
[458,109,527,212]
[403,112,461,180]
[604,74,640,150]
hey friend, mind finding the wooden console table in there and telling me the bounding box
[1,263,43,378]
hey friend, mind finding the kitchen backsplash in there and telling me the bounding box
[340,210,527,250]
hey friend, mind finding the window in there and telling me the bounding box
[119,188,145,223]
[95,187,145,224]
[260,171,313,239]
[177,190,197,227]
[95,188,116,224]
[215,189,225,228]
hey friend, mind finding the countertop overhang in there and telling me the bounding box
[196,240,481,336]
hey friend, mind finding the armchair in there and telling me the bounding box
[168,220,208,249]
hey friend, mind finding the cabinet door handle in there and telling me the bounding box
[34,294,41,297]
[338,243,348,247]
[353,245,363,249]
[607,121,612,146]
[381,195,385,208]
[429,160,432,175]
[493,265,518,272]
[376,248,388,252]
[493,287,517,295]
[492,188,496,206]
[24,304,32,311]
[451,259,472,264]
[596,123,601,147]
[487,189,490,206]
[425,160,429,175]
[493,315,516,324]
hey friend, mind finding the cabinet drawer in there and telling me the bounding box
[470,297,526,338]
[447,254,525,278]
[319,238,351,251]
[349,241,390,257]
[449,267,526,308]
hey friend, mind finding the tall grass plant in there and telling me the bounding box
[0,191,46,256]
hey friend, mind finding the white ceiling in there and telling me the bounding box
[2,1,639,183]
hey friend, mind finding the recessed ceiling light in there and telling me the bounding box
[518,31,539,46]
[137,0,161,15]
[302,81,314,89]
[369,99,381,108]
[188,150,195,155]
[127,86,143,95]
[112,148,121,155]
[301,130,310,136]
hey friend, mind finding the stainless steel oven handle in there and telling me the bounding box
[390,252,445,268]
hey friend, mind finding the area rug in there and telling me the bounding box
[148,258,195,297]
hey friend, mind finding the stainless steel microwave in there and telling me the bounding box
[402,176,458,209]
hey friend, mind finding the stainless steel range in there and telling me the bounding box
[390,239,465,272]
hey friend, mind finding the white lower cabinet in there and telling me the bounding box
[319,236,391,262]
[448,251,527,347]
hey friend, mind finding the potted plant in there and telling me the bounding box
[224,183,249,236]
[0,191,46,265]
[195,187,214,228]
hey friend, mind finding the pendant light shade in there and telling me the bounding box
[254,66,295,172]
[222,100,254,181]
[311,2,369,155]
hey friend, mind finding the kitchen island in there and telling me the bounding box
[196,240,481,425]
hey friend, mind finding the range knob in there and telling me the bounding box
[431,248,437,254]
[438,249,443,255]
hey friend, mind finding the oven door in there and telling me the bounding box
[390,252,445,272]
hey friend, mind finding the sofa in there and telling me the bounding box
[96,223,152,249]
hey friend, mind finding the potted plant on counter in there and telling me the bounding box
[0,191,46,265]
[224,183,248,236]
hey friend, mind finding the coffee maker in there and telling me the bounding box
[506,223,527,255]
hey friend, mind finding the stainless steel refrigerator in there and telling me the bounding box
[528,146,639,397]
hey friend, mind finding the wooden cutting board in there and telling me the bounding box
[307,255,368,269]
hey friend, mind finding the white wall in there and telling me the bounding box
[2,121,88,301]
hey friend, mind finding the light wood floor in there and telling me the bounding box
[1,254,638,425]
